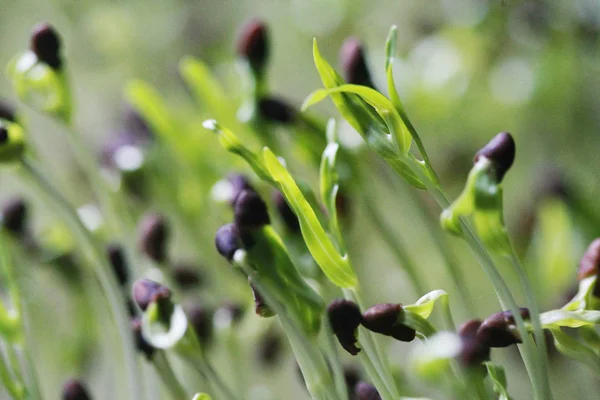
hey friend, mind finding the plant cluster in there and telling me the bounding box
[0,17,599,400]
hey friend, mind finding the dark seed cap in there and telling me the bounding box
[457,319,490,367]
[249,278,275,317]
[340,37,374,88]
[234,189,270,229]
[362,303,415,342]
[327,299,363,355]
[215,223,242,261]
[227,174,254,206]
[476,308,529,348]
[0,127,8,145]
[106,244,128,286]
[0,100,16,122]
[355,381,381,400]
[258,97,297,124]
[172,263,203,290]
[132,317,155,359]
[578,238,600,281]
[187,305,213,345]
[473,132,516,182]
[236,19,269,73]
[62,379,91,400]
[216,301,245,325]
[138,213,169,263]
[132,278,171,312]
[31,23,62,70]
[343,366,361,398]
[1,196,28,235]
[273,190,300,232]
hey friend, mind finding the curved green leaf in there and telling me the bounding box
[405,290,449,319]
[263,148,357,288]
[484,362,511,400]
[540,309,600,329]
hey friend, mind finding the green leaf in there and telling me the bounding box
[263,148,358,288]
[244,226,324,335]
[549,328,600,373]
[539,309,600,329]
[302,85,410,155]
[179,56,228,114]
[125,80,176,142]
[202,120,274,184]
[484,362,511,400]
[562,276,596,311]
[405,290,449,319]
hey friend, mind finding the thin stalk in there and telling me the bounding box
[19,157,142,400]
[400,159,547,399]
[361,192,427,295]
[185,356,241,400]
[344,288,399,400]
[508,250,552,400]
[321,321,349,400]
[238,264,340,400]
[153,351,188,400]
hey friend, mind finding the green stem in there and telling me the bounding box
[507,250,552,400]
[153,351,188,400]
[361,192,427,295]
[186,356,241,400]
[321,321,349,400]
[0,348,24,400]
[344,288,399,400]
[19,157,142,400]
[399,158,546,399]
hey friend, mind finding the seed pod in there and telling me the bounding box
[138,213,169,263]
[258,97,296,124]
[355,381,381,400]
[215,223,242,261]
[258,330,282,366]
[249,279,275,317]
[272,190,300,232]
[578,238,600,281]
[236,19,269,74]
[457,319,490,367]
[1,196,28,236]
[132,317,155,359]
[339,37,374,88]
[172,263,203,290]
[62,379,92,400]
[132,278,172,312]
[327,299,363,355]
[228,174,254,206]
[106,244,128,286]
[361,303,415,342]
[187,305,213,345]
[473,132,516,182]
[0,100,16,122]
[477,308,529,348]
[31,23,62,70]
[234,189,270,229]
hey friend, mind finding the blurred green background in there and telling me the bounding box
[2,0,600,399]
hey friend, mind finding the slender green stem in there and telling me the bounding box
[507,250,552,400]
[186,356,241,400]
[361,192,427,295]
[19,157,142,400]
[344,288,399,400]
[153,351,188,400]
[397,158,546,399]
[321,321,349,400]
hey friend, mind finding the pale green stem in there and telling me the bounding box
[321,321,349,400]
[398,158,546,399]
[19,157,142,400]
[344,288,399,400]
[361,192,427,295]
[0,347,23,400]
[153,351,188,400]
[184,355,242,400]
[507,250,552,400]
